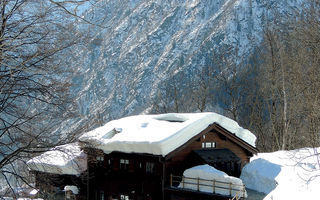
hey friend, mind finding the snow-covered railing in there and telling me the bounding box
[170,174,246,198]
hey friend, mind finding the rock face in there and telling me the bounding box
[69,0,299,127]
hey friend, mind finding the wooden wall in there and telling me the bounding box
[165,127,252,178]
[85,150,164,200]
[204,129,251,165]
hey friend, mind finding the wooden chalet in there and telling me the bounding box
[29,113,257,200]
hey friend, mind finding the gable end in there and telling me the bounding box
[165,123,257,160]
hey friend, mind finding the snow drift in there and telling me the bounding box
[240,147,320,200]
[179,164,247,198]
[64,185,79,195]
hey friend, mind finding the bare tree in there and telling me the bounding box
[293,0,320,148]
[190,65,217,112]
[151,74,195,113]
[0,0,98,198]
[212,46,246,122]
[244,0,320,151]
[263,27,291,150]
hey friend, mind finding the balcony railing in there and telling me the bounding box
[169,174,246,199]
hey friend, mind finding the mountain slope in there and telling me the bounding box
[68,0,300,129]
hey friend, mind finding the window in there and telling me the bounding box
[120,159,129,170]
[96,156,104,161]
[96,191,104,200]
[146,162,155,173]
[100,191,105,200]
[120,194,129,200]
[202,142,216,148]
[96,156,104,167]
[106,159,113,170]
[212,142,216,148]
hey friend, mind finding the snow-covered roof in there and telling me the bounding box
[79,112,256,156]
[27,143,87,176]
[240,147,320,200]
[180,164,247,197]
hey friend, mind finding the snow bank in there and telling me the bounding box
[240,147,320,200]
[17,199,43,200]
[79,112,256,156]
[29,189,38,195]
[64,185,79,194]
[2,198,43,200]
[27,143,87,176]
[179,165,247,198]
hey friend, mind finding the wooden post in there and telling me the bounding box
[182,176,185,188]
[170,174,173,187]
[242,185,246,198]
[229,183,232,196]
[212,180,215,193]
[87,164,90,200]
[162,160,165,200]
[197,177,200,191]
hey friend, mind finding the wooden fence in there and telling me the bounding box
[169,174,246,199]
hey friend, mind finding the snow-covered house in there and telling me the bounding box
[27,142,87,199]
[28,112,257,200]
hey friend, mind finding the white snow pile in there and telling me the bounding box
[27,142,87,176]
[64,185,79,195]
[79,112,256,156]
[29,189,38,195]
[4,199,44,200]
[240,147,320,200]
[179,165,247,198]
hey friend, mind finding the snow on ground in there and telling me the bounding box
[79,112,256,156]
[179,164,247,198]
[29,189,38,196]
[2,199,43,200]
[27,142,87,176]
[64,185,79,194]
[240,147,320,200]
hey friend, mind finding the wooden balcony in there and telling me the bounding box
[167,174,246,200]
